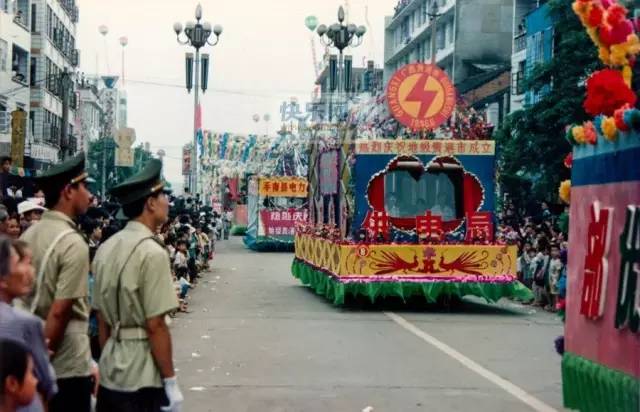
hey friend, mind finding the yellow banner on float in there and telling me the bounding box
[355,139,496,156]
[259,177,308,198]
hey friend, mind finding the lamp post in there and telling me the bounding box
[173,3,222,194]
[263,113,271,136]
[316,6,366,122]
[119,36,128,86]
[426,0,443,65]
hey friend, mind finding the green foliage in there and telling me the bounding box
[496,0,601,209]
[87,138,153,197]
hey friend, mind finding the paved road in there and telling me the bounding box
[171,238,564,412]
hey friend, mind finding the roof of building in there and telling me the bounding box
[456,65,510,95]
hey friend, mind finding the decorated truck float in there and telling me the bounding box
[292,62,533,305]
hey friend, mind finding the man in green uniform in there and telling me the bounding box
[20,153,95,412]
[93,159,183,412]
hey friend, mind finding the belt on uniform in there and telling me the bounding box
[114,325,148,341]
[64,319,89,335]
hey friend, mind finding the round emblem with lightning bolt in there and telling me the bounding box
[386,63,456,132]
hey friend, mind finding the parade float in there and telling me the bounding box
[243,132,310,251]
[292,62,533,305]
[560,2,640,411]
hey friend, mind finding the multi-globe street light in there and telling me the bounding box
[316,6,366,121]
[173,3,223,194]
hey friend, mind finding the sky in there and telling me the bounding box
[76,0,397,184]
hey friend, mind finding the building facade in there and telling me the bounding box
[76,76,102,154]
[312,59,383,123]
[0,0,32,161]
[29,0,80,169]
[384,0,514,88]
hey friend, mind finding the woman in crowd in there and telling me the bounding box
[0,236,57,411]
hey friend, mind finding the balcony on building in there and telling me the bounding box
[11,0,30,31]
[513,31,527,54]
[59,0,79,22]
[11,44,29,86]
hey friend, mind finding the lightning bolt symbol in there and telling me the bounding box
[405,74,438,119]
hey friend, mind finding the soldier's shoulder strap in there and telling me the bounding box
[31,228,76,313]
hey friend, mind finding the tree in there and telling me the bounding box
[87,138,153,197]
[496,0,601,211]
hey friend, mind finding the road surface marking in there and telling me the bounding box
[385,312,558,412]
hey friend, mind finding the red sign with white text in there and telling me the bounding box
[260,208,308,238]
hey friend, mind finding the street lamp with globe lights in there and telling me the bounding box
[316,6,366,122]
[173,3,223,194]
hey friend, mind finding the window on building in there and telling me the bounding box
[29,110,35,141]
[421,0,428,25]
[446,21,453,45]
[0,39,7,72]
[11,45,29,85]
[0,0,8,13]
[437,26,445,50]
[30,57,36,86]
[31,3,37,32]
[0,102,9,134]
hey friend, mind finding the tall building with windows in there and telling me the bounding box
[28,0,80,169]
[76,76,103,155]
[0,0,32,159]
[383,0,514,88]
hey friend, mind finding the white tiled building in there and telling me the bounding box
[0,0,32,157]
[383,0,514,87]
[76,76,102,155]
[29,0,79,168]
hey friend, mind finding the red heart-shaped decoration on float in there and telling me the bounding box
[366,156,484,232]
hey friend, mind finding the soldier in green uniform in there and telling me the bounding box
[20,153,95,412]
[92,159,183,412]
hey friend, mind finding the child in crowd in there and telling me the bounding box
[171,240,191,313]
[532,240,550,308]
[173,240,189,278]
[548,244,563,312]
[517,242,537,294]
[0,339,39,412]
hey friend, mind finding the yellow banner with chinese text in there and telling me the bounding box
[354,140,495,156]
[259,177,308,198]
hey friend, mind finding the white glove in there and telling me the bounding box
[161,376,184,412]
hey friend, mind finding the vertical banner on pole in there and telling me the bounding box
[343,55,353,94]
[10,110,26,167]
[329,54,338,92]
[201,53,209,93]
[185,53,194,92]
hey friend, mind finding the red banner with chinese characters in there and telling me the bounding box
[260,208,308,238]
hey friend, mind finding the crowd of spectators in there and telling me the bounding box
[496,200,569,312]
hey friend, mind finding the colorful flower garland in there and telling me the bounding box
[560,1,640,203]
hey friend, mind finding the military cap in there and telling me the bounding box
[86,207,110,220]
[35,153,89,187]
[109,159,170,205]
